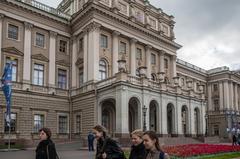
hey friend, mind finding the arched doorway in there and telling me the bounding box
[101,99,116,136]
[149,101,158,131]
[167,103,175,135]
[181,106,188,135]
[129,97,140,132]
[194,108,200,135]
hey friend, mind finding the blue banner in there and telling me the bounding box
[1,62,13,127]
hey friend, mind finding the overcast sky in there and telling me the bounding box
[39,0,240,70]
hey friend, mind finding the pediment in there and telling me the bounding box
[56,59,70,67]
[31,54,49,62]
[75,58,83,65]
[2,47,24,56]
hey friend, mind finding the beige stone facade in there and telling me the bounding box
[0,0,239,146]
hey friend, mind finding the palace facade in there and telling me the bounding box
[0,0,239,146]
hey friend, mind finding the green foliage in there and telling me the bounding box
[0,144,24,149]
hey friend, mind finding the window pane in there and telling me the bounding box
[33,64,44,86]
[58,69,67,89]
[8,24,18,40]
[36,33,45,47]
[33,114,44,133]
[6,58,18,82]
[59,116,68,133]
[100,34,108,48]
[4,113,17,132]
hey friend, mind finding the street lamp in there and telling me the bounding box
[205,114,208,136]
[142,105,147,131]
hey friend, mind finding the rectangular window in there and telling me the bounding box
[59,115,68,134]
[76,114,82,133]
[79,71,83,87]
[59,40,67,53]
[58,69,67,89]
[164,59,168,69]
[4,113,17,133]
[151,53,156,65]
[79,38,83,52]
[100,34,108,48]
[8,24,19,40]
[214,99,219,111]
[33,64,44,86]
[136,48,142,60]
[6,57,18,82]
[149,17,157,30]
[119,42,126,54]
[36,33,45,48]
[34,114,44,133]
[213,84,218,92]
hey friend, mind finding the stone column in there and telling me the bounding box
[207,84,212,111]
[189,100,196,135]
[223,80,230,110]
[83,30,88,83]
[145,45,152,79]
[0,14,4,76]
[115,86,129,137]
[49,31,57,88]
[234,83,239,111]
[112,31,120,75]
[87,22,101,81]
[171,55,177,78]
[23,22,33,88]
[219,81,224,110]
[130,38,137,76]
[229,81,234,110]
[72,36,78,88]
[159,50,165,73]
[176,99,183,135]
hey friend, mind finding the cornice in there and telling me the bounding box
[2,47,24,56]
[56,59,70,67]
[31,54,49,62]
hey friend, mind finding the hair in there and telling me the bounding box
[39,127,52,139]
[131,129,144,138]
[143,131,162,151]
[93,125,107,138]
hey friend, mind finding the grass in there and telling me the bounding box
[0,144,24,149]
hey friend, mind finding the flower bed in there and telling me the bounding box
[163,144,240,157]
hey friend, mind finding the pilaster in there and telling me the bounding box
[130,38,137,76]
[49,31,57,88]
[145,45,152,79]
[112,31,120,75]
[0,14,4,76]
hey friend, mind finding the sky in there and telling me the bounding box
[39,0,240,70]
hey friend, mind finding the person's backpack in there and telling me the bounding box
[159,151,165,159]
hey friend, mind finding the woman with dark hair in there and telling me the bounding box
[36,127,59,159]
[129,129,147,159]
[143,131,169,159]
[93,125,126,159]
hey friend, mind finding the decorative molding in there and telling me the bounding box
[31,54,49,62]
[0,13,5,19]
[24,21,33,30]
[75,58,83,66]
[112,30,121,36]
[130,38,138,44]
[2,47,24,56]
[83,22,102,33]
[50,31,58,37]
[145,44,152,50]
[56,59,70,67]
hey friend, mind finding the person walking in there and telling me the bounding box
[88,131,95,151]
[36,127,59,159]
[232,134,237,146]
[93,125,126,159]
[129,129,147,159]
[143,131,169,159]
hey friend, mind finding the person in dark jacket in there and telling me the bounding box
[36,127,59,159]
[93,125,126,159]
[129,129,147,159]
[88,131,95,151]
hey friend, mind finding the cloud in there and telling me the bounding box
[150,0,240,70]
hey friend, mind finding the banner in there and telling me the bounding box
[1,62,13,127]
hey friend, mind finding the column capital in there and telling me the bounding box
[145,44,152,50]
[113,30,121,36]
[84,22,102,32]
[0,13,5,19]
[50,31,58,37]
[159,50,166,56]
[130,38,138,44]
[24,21,33,30]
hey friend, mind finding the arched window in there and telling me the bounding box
[151,73,157,81]
[99,60,107,80]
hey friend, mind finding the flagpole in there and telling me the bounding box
[8,124,11,151]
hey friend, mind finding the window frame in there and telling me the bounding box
[100,34,108,48]
[7,23,19,41]
[4,112,17,133]
[58,115,68,134]
[6,57,18,82]
[35,32,45,48]
[33,114,45,133]
[57,69,67,89]
[151,53,156,65]
[59,40,67,53]
[99,59,107,80]
[33,63,44,86]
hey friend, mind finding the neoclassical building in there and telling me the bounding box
[0,0,239,146]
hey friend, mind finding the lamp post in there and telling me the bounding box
[142,105,147,131]
[205,114,208,137]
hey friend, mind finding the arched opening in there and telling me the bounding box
[101,99,115,136]
[99,59,107,80]
[129,97,140,132]
[149,100,158,131]
[194,108,200,135]
[181,106,188,135]
[167,103,175,136]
